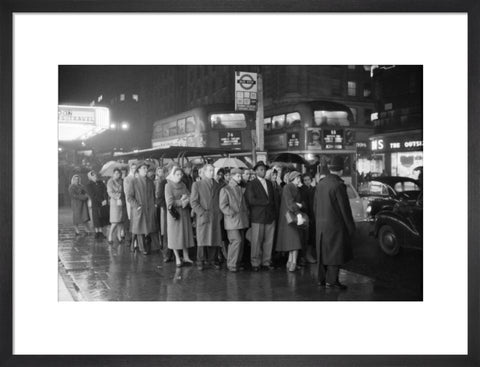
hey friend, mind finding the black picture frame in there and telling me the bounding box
[0,1,478,366]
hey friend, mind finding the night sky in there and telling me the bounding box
[58,65,146,105]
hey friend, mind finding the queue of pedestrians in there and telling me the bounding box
[68,156,356,289]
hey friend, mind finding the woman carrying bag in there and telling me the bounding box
[275,171,308,272]
[165,166,195,267]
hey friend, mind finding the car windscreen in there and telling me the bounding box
[358,181,390,197]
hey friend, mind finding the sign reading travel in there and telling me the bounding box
[219,131,242,147]
[287,132,300,148]
[58,106,96,124]
[323,129,344,150]
[235,71,258,112]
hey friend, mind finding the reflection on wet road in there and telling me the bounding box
[59,221,421,302]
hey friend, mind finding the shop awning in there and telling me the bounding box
[112,146,250,161]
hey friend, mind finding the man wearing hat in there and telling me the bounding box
[313,156,356,289]
[245,161,277,271]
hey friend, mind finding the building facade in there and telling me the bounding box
[364,65,423,179]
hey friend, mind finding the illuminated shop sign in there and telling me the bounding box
[371,135,423,152]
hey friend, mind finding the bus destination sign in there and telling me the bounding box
[219,131,242,147]
[323,129,344,150]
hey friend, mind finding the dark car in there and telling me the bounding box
[358,176,422,221]
[373,191,423,255]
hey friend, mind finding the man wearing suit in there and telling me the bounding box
[245,161,277,271]
[190,164,223,270]
[313,156,356,290]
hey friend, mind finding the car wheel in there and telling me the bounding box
[378,225,400,256]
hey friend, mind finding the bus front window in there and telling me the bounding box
[210,113,246,129]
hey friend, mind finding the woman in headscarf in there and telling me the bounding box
[106,168,126,244]
[165,166,195,267]
[68,174,90,236]
[275,171,305,272]
[85,170,110,239]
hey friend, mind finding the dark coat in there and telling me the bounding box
[275,183,302,252]
[68,184,90,225]
[190,178,223,247]
[181,174,194,192]
[313,174,356,265]
[126,176,158,235]
[245,178,277,224]
[85,180,109,227]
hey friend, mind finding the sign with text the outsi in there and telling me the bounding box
[235,71,258,112]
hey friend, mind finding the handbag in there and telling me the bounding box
[285,211,296,224]
[168,205,180,220]
[285,211,309,227]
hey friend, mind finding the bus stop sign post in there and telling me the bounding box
[235,71,261,164]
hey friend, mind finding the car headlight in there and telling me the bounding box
[366,205,372,215]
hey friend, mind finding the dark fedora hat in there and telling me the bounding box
[253,161,269,171]
[328,156,344,171]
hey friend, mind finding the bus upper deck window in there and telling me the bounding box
[286,112,301,126]
[210,113,246,129]
[272,114,285,129]
[177,118,186,134]
[314,110,349,126]
[186,116,195,133]
[264,117,272,130]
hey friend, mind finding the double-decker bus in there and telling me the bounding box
[151,104,255,152]
[264,100,374,183]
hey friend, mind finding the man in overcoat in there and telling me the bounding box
[126,161,158,255]
[313,156,356,289]
[190,164,223,270]
[245,161,277,271]
[219,168,249,272]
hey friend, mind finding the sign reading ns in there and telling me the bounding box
[235,71,258,112]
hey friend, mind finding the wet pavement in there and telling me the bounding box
[58,208,422,301]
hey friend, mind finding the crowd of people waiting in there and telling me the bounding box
[68,155,356,289]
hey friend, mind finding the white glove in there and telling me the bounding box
[297,213,304,226]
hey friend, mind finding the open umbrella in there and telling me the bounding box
[271,153,308,166]
[213,157,248,169]
[99,161,129,177]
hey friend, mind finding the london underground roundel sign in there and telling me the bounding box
[235,71,258,112]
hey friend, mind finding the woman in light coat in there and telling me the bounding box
[68,174,90,235]
[107,168,126,244]
[165,166,195,267]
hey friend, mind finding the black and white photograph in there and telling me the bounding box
[57,65,423,302]
[5,9,473,363]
